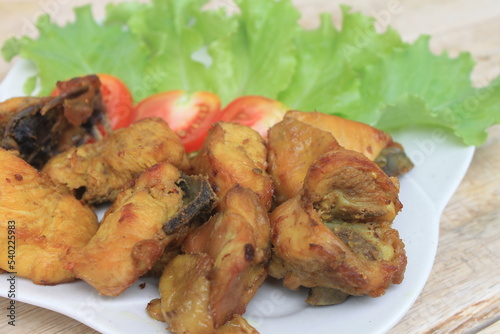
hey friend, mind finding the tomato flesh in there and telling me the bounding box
[97,74,134,130]
[132,91,221,153]
[220,96,288,137]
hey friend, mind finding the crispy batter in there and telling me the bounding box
[286,110,393,161]
[65,162,187,296]
[43,117,191,204]
[0,148,98,285]
[191,122,274,211]
[157,187,270,332]
[267,116,341,203]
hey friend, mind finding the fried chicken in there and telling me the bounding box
[268,111,413,204]
[267,116,342,203]
[304,150,402,223]
[191,122,274,211]
[286,110,393,161]
[215,315,259,334]
[156,186,270,333]
[43,117,191,204]
[0,148,98,285]
[0,75,107,169]
[64,163,214,296]
[158,253,214,334]
[268,149,406,299]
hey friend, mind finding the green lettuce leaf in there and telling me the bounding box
[206,0,300,104]
[2,5,148,96]
[359,36,497,145]
[1,0,499,145]
[278,13,361,115]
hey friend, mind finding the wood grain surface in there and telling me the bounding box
[0,0,499,333]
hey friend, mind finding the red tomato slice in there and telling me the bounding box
[97,74,134,130]
[51,74,134,130]
[132,91,221,153]
[219,96,288,137]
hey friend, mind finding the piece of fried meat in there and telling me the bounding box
[154,186,270,333]
[65,162,214,296]
[43,117,190,204]
[268,149,406,299]
[0,148,98,285]
[191,122,274,211]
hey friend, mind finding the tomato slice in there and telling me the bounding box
[219,96,288,137]
[95,74,134,130]
[132,91,221,153]
[51,74,134,130]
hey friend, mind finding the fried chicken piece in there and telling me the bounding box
[43,117,191,204]
[183,186,270,325]
[286,110,392,161]
[286,110,414,176]
[191,122,274,211]
[268,197,406,297]
[268,112,412,204]
[65,163,212,296]
[0,75,107,169]
[268,150,406,298]
[150,274,259,334]
[0,148,98,285]
[267,116,341,203]
[304,150,402,223]
[159,254,214,334]
[157,186,270,332]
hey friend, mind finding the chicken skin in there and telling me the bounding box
[267,111,413,204]
[0,148,98,285]
[191,122,274,211]
[43,117,190,204]
[267,116,342,203]
[268,149,406,298]
[157,186,270,333]
[286,110,393,161]
[65,162,188,296]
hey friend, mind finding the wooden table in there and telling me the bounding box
[0,0,498,333]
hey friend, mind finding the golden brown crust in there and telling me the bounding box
[216,315,259,334]
[267,116,342,204]
[156,186,270,332]
[43,117,190,204]
[183,186,271,326]
[304,149,402,223]
[159,254,215,334]
[65,162,185,296]
[268,196,406,297]
[286,110,393,161]
[0,148,98,285]
[191,122,274,211]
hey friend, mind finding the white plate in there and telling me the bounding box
[0,59,475,334]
